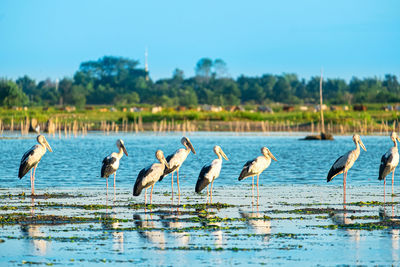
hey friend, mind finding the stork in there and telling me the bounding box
[160,137,196,197]
[378,132,400,196]
[101,139,128,191]
[327,134,367,203]
[195,145,228,203]
[238,147,277,199]
[18,135,53,196]
[133,150,170,204]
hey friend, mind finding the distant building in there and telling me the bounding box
[258,106,273,113]
[176,106,187,112]
[65,106,76,112]
[283,106,294,112]
[151,106,163,113]
[353,104,367,111]
[382,105,393,111]
[315,104,328,112]
[129,107,143,112]
[202,105,223,112]
[227,105,245,112]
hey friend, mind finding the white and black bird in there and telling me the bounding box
[18,135,53,196]
[133,150,170,204]
[195,145,228,202]
[327,134,367,203]
[238,147,277,197]
[101,139,128,191]
[378,132,400,195]
[160,137,196,196]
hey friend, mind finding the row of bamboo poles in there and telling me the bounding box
[0,117,399,137]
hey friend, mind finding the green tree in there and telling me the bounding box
[0,79,28,107]
[195,58,213,82]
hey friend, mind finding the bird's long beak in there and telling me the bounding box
[359,139,367,151]
[397,136,400,143]
[269,151,277,161]
[44,139,53,152]
[161,156,170,169]
[187,140,196,154]
[122,143,128,156]
[220,149,229,161]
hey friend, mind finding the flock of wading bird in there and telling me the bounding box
[18,132,400,204]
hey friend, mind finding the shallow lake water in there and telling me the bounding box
[0,132,399,266]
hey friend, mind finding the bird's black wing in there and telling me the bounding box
[378,152,393,180]
[101,156,117,178]
[18,147,36,179]
[327,155,345,182]
[238,159,255,181]
[133,167,154,196]
[195,164,212,193]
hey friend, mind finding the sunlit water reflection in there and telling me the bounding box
[0,132,399,265]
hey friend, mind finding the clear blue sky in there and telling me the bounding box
[0,0,399,82]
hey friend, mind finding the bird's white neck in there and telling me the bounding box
[38,140,47,151]
[393,139,398,148]
[117,147,124,158]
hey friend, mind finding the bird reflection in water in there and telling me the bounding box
[330,205,362,243]
[379,197,399,263]
[198,208,223,248]
[240,206,271,243]
[133,213,165,249]
[20,196,49,256]
[101,211,125,252]
[160,208,189,246]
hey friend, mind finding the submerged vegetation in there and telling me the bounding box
[0,187,399,266]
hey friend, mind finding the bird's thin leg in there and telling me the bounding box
[343,171,347,205]
[210,180,214,204]
[32,166,37,196]
[113,173,116,202]
[206,185,209,204]
[171,172,174,199]
[392,169,395,196]
[257,174,260,206]
[106,178,108,196]
[177,169,181,196]
[150,185,154,204]
[392,195,395,217]
[145,188,147,205]
[30,169,33,196]
[252,176,254,203]
[384,176,386,203]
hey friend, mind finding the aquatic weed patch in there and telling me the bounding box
[99,224,246,232]
[0,214,129,225]
[145,246,262,252]
[348,201,399,206]
[316,220,400,230]
[0,192,83,200]
[269,208,341,215]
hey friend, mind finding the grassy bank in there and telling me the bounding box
[0,106,398,133]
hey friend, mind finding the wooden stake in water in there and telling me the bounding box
[319,69,325,134]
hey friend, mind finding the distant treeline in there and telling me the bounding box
[1,56,399,108]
